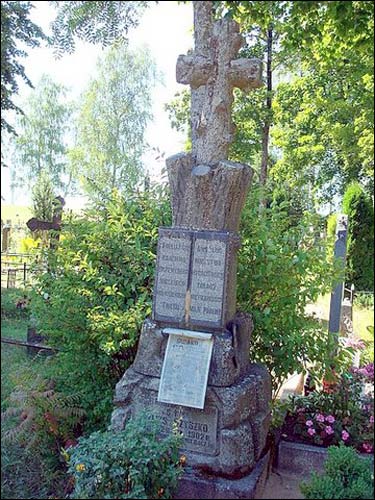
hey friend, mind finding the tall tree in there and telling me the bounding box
[71,44,157,202]
[1,1,46,135]
[272,0,374,201]
[13,74,73,194]
[1,1,148,135]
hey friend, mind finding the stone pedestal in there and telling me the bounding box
[110,315,271,483]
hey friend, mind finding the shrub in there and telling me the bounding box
[354,292,374,310]
[30,187,171,430]
[238,189,343,396]
[300,445,374,499]
[342,182,374,291]
[67,414,184,499]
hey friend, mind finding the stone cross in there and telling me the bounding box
[26,196,65,250]
[177,1,262,165]
[26,196,65,233]
[111,4,272,495]
[167,1,262,232]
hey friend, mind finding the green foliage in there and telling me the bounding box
[238,189,343,395]
[12,74,73,193]
[71,44,157,202]
[67,414,183,499]
[0,1,46,135]
[327,214,337,241]
[31,188,171,429]
[50,1,148,58]
[31,169,56,221]
[164,89,191,151]
[300,445,374,499]
[355,293,374,310]
[1,288,30,320]
[342,183,374,291]
[271,0,374,200]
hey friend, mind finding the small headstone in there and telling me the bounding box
[7,269,16,288]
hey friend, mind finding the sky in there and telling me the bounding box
[1,1,194,209]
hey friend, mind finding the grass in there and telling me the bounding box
[1,317,63,499]
[307,293,374,341]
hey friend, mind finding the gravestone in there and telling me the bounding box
[328,214,349,348]
[111,2,271,498]
[1,220,12,253]
[26,196,65,249]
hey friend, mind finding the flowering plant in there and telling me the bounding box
[282,367,374,453]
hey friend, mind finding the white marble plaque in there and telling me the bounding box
[158,329,213,409]
[190,238,226,323]
[154,234,192,321]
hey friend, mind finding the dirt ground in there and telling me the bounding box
[260,471,305,499]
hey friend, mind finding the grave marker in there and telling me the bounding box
[111,2,272,496]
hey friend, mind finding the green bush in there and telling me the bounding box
[300,445,374,499]
[238,189,344,396]
[1,288,30,319]
[67,414,183,499]
[31,188,171,430]
[343,182,374,291]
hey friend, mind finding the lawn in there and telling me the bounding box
[1,317,61,499]
[306,293,374,341]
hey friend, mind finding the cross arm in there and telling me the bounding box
[176,54,214,89]
[228,58,263,90]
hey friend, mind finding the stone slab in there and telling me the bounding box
[153,227,240,331]
[175,451,271,499]
[277,440,373,475]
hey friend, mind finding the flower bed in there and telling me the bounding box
[280,364,374,455]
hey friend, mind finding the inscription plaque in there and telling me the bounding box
[153,231,192,321]
[153,228,235,329]
[158,329,213,409]
[190,237,226,324]
[137,399,219,455]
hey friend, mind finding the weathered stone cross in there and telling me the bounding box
[176,1,262,165]
[167,1,262,232]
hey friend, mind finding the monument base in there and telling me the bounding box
[111,362,271,477]
[175,451,271,499]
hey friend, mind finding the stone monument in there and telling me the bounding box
[111,2,272,498]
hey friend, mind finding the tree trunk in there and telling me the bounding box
[259,25,273,207]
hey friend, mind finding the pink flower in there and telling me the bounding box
[316,414,325,423]
[306,420,314,427]
[341,430,350,441]
[307,428,316,436]
[325,415,335,423]
[344,337,366,350]
[362,443,373,453]
[370,415,374,424]
[325,425,334,435]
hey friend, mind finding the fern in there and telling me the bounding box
[2,374,85,449]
